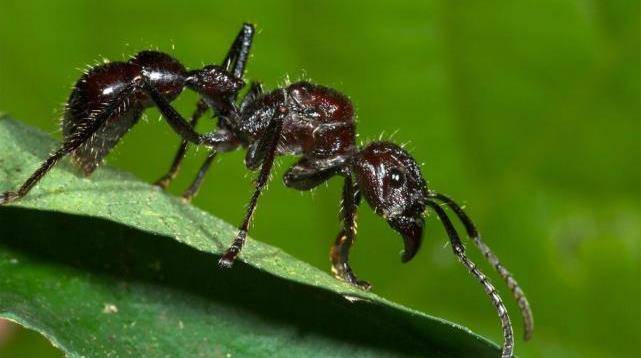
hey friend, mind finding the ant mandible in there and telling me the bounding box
[0,23,532,357]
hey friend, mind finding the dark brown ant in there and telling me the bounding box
[0,23,532,357]
[0,23,255,204]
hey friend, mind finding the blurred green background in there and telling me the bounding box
[0,0,639,357]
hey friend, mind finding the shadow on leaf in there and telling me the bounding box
[0,206,497,357]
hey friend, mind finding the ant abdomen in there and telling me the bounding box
[131,51,187,105]
[64,51,187,174]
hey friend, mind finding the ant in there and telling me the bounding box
[0,23,533,357]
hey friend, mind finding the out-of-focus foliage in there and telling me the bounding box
[0,0,638,356]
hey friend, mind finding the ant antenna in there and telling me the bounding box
[425,200,514,358]
[429,192,534,341]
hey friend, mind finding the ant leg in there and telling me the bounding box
[330,175,371,290]
[141,78,213,146]
[180,151,216,202]
[429,192,533,341]
[156,19,257,192]
[239,82,263,112]
[155,99,209,189]
[282,157,344,190]
[180,129,241,202]
[0,82,139,205]
[425,200,514,358]
[222,23,255,79]
[218,110,286,267]
[281,158,369,288]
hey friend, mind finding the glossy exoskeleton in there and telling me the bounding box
[0,23,254,204]
[0,23,533,357]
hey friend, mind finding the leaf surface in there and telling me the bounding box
[0,117,499,357]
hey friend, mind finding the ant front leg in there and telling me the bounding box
[155,99,209,189]
[282,157,368,288]
[218,108,286,267]
[331,175,371,290]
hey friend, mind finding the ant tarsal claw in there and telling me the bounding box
[353,279,372,291]
[218,249,239,269]
[0,191,18,205]
[154,177,172,190]
[218,256,235,269]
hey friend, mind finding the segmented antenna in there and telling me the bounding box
[425,201,514,357]
[454,245,514,358]
[431,192,534,341]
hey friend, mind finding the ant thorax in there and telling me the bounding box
[238,81,357,159]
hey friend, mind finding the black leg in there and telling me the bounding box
[0,82,139,205]
[282,157,346,191]
[180,151,217,202]
[156,23,255,193]
[429,192,534,341]
[155,99,209,189]
[239,82,263,112]
[183,129,242,200]
[215,80,263,144]
[142,78,216,146]
[330,175,371,290]
[425,200,514,358]
[218,109,285,267]
[222,23,255,79]
[156,24,255,191]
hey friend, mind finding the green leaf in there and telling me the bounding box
[0,116,499,357]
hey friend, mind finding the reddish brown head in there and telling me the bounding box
[352,141,428,262]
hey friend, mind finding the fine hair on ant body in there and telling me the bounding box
[0,23,533,357]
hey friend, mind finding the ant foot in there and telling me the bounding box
[218,249,238,268]
[0,191,19,205]
[346,276,372,291]
[153,176,172,190]
[332,264,373,291]
[180,192,195,203]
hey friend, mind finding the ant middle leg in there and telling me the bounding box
[154,24,256,196]
[222,23,255,79]
[179,151,216,202]
[163,81,263,198]
[331,175,371,290]
[155,99,209,189]
[180,129,241,202]
[218,109,286,267]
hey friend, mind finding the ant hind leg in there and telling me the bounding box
[223,23,255,78]
[180,129,241,202]
[0,82,140,205]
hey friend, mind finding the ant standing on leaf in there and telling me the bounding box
[0,23,533,357]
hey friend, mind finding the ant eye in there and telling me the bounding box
[388,168,405,188]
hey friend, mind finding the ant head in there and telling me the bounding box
[353,141,428,262]
[186,65,244,104]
